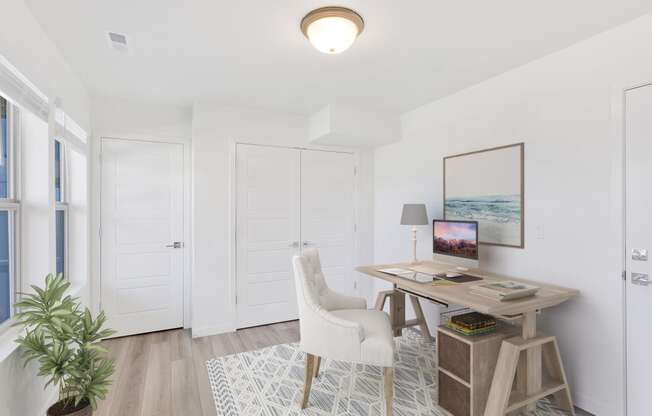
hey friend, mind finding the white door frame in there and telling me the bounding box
[610,78,652,416]
[228,139,361,330]
[91,134,192,329]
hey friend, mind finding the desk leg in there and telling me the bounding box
[390,290,406,337]
[522,312,541,412]
[485,312,574,416]
[408,295,432,340]
[510,311,542,414]
[512,355,527,415]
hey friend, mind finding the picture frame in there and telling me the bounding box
[443,143,524,248]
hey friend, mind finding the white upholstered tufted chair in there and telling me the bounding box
[292,248,395,415]
[300,248,367,312]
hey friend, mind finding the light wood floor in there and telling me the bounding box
[96,321,591,416]
[95,320,300,416]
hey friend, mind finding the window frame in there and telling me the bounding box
[0,98,21,331]
[55,205,68,279]
[54,139,69,279]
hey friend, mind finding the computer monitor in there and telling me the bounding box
[433,219,479,270]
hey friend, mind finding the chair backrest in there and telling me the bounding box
[292,249,364,359]
[292,248,325,315]
[300,248,328,292]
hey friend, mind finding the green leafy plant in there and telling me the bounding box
[13,274,116,410]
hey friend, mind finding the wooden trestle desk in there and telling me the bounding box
[356,261,579,416]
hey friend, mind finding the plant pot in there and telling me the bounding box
[46,399,92,416]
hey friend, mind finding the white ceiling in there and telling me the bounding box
[25,0,651,115]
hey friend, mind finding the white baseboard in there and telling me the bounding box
[574,391,620,416]
[191,323,236,338]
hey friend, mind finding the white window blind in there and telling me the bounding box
[0,54,48,122]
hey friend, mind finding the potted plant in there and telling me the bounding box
[13,274,116,416]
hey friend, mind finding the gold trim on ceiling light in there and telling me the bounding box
[300,6,365,38]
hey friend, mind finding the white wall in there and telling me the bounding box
[308,105,401,147]
[191,103,375,336]
[0,2,90,416]
[90,96,192,139]
[374,14,652,415]
[68,149,89,296]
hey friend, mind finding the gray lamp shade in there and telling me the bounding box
[400,204,428,225]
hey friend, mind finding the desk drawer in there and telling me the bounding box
[438,331,470,383]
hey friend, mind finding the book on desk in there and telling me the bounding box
[447,311,498,336]
[471,280,540,301]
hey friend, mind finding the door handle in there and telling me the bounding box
[165,242,184,249]
[302,241,314,247]
[632,272,652,286]
[632,248,648,261]
[288,241,299,248]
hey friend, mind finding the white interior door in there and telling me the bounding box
[236,144,300,328]
[101,138,184,337]
[625,83,652,416]
[300,150,356,296]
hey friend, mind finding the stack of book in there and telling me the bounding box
[470,280,540,302]
[447,312,497,336]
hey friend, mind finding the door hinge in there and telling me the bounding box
[235,293,238,305]
[354,166,357,176]
[622,270,627,281]
[98,226,102,238]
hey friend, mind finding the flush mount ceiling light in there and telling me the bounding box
[300,6,364,54]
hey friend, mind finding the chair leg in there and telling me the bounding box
[301,353,316,409]
[313,356,322,378]
[384,367,394,416]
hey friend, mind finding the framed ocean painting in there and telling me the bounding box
[443,143,524,248]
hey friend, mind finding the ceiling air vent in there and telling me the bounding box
[107,32,131,54]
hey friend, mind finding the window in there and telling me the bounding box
[0,211,10,324]
[56,209,65,276]
[54,140,67,278]
[55,140,62,202]
[0,95,19,327]
[0,98,9,198]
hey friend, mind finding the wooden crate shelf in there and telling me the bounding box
[437,324,518,416]
[505,379,565,413]
[483,333,576,416]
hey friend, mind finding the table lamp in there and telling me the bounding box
[400,204,429,264]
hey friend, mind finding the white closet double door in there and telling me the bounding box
[236,144,356,328]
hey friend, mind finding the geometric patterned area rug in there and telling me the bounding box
[206,329,574,416]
